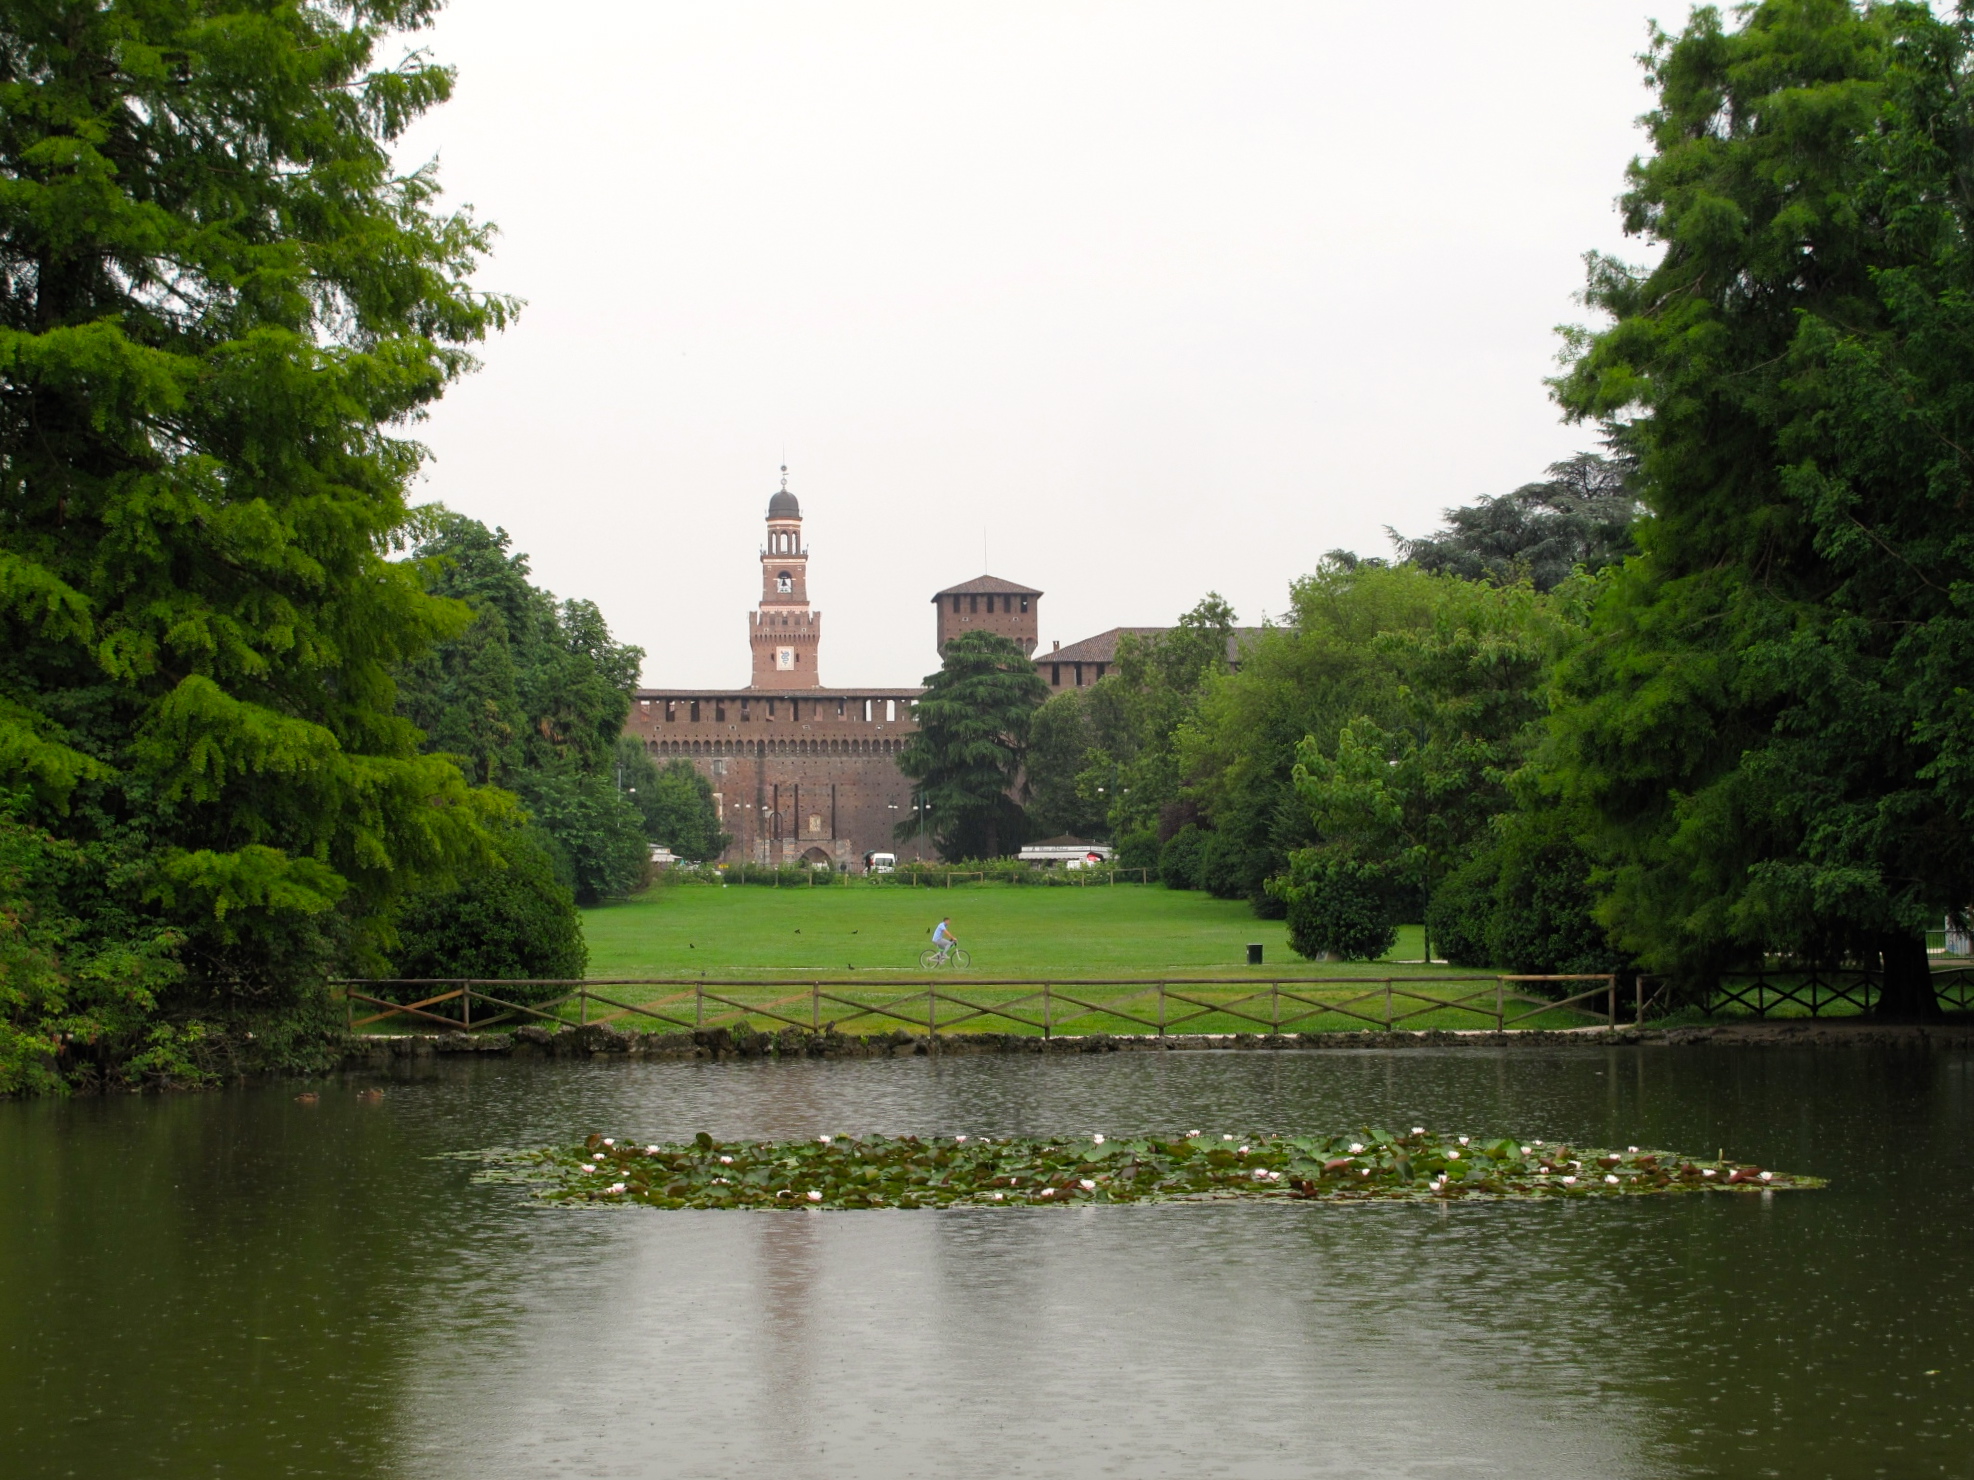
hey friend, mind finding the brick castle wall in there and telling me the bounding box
[934,590,1038,655]
[625,688,931,868]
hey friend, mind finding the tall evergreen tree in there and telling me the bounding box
[897,630,1048,859]
[1550,0,1974,1015]
[0,0,512,1019]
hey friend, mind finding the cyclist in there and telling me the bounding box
[931,916,959,965]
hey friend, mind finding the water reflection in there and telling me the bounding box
[0,1048,1969,1478]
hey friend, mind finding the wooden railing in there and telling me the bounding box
[335,974,1629,1038]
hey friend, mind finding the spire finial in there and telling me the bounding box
[780,464,788,491]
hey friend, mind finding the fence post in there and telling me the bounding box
[1271,982,1280,1034]
[1495,978,1503,1032]
[463,984,471,1031]
[929,989,937,1041]
[1384,979,1393,1031]
[1635,974,1644,1027]
[812,981,820,1033]
[1158,982,1166,1037]
[345,986,353,1033]
[1043,983,1052,1040]
[695,984,702,1029]
[580,987,588,1027]
[1607,977,1616,1029]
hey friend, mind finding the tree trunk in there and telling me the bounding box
[1873,930,1941,1022]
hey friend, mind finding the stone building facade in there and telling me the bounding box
[932,574,1041,655]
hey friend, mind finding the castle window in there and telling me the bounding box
[1050,665,1060,686]
[886,699,896,722]
[666,700,677,721]
[952,595,961,614]
[767,700,776,719]
[741,700,751,722]
[689,700,700,722]
[1020,595,1030,614]
[836,698,845,717]
[777,571,792,593]
[716,702,726,722]
[969,595,978,613]
[863,699,873,722]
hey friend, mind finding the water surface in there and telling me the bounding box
[2,1046,1968,1478]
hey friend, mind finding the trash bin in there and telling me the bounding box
[1246,943,1263,966]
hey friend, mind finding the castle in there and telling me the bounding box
[624,471,1155,867]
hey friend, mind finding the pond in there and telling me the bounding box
[1,1046,1969,1479]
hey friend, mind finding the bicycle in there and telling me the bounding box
[918,945,971,969]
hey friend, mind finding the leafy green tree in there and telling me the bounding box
[396,513,650,900]
[898,630,1049,859]
[0,0,511,1036]
[1548,0,1974,1015]
[1023,690,1107,838]
[618,741,729,862]
[1270,855,1398,962]
[1391,452,1638,592]
[1158,823,1207,890]
[391,824,586,995]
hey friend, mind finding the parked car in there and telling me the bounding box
[864,852,897,875]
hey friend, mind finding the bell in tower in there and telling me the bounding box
[749,467,823,689]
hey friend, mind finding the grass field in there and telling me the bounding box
[581,880,1456,980]
[559,883,1617,1036]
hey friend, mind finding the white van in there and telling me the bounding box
[864,852,897,875]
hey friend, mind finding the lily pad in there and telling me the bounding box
[480,1130,1826,1209]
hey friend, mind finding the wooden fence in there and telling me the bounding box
[1704,965,1974,1018]
[336,973,1629,1038]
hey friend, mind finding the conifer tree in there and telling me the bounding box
[898,631,1048,859]
[0,1,513,998]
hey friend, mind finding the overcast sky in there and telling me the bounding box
[394,1,1675,690]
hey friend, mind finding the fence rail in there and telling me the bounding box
[334,973,1629,1039]
[1701,966,1974,1019]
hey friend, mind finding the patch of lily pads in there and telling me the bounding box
[496,1128,1824,1209]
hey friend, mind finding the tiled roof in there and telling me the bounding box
[930,573,1044,598]
[1039,627,1266,667]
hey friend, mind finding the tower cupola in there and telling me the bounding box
[750,466,822,689]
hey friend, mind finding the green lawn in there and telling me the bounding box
[563,883,1614,1036]
[581,880,1455,980]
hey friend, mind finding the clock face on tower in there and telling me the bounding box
[776,646,795,670]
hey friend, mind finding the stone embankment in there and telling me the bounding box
[342,1018,1974,1066]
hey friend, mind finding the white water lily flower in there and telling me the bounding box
[1079,1179,1096,1190]
[1223,1134,1235,1141]
[1458,1136,1469,1146]
[1448,1151,1460,1160]
[1092,1134,1104,1144]
[819,1135,832,1144]
[719,1155,733,1165]
[592,1152,606,1161]
[806,1190,823,1201]
[1348,1143,1365,1154]
[1628,1146,1640,1153]
[991,1192,1004,1200]
[1360,1168,1371,1177]
[646,1146,660,1154]
[1041,1188,1055,1197]
[1252,1169,1269,1181]
[955,1135,968,1142]
[1533,1139,1545,1147]
[1561,1175,1577,1185]
[1520,1146,1532,1156]
[608,1183,626,1194]
[1238,1146,1250,1155]
[1188,1130,1201,1137]
[602,1139,614,1146]
[1759,1171,1773,1182]
[1412,1127,1425,1135]
[1605,1174,1619,1185]
[1702,1169,1716,1178]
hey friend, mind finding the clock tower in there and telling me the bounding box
[748,467,822,689]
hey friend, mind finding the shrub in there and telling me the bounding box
[1427,852,1501,968]
[1486,825,1623,978]
[1116,827,1161,877]
[391,827,587,1004]
[1198,829,1275,904]
[1159,824,1207,890]
[1272,854,1397,961]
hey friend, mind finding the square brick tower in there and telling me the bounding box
[750,468,822,689]
[933,575,1042,656]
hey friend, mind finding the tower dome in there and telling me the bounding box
[768,465,799,519]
